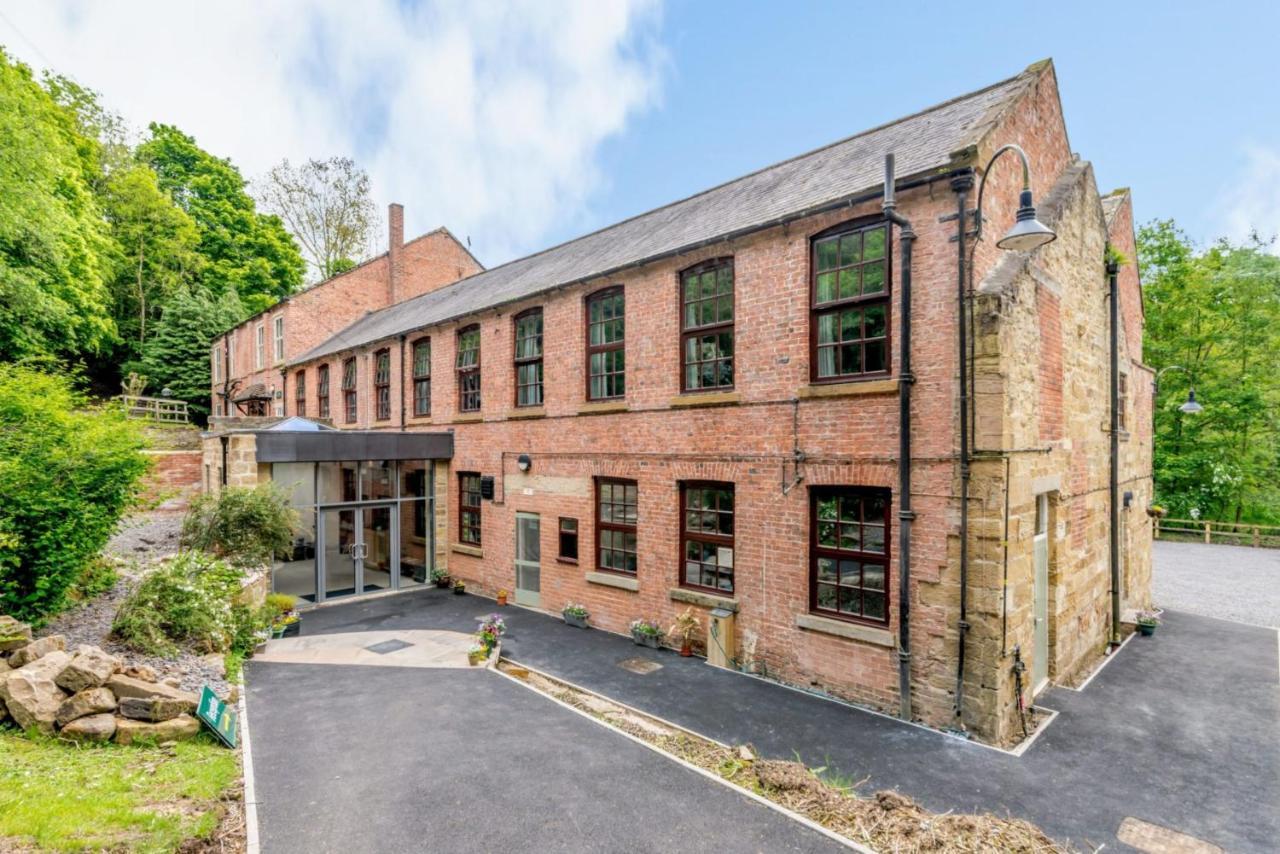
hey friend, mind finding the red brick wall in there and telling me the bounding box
[139,450,204,509]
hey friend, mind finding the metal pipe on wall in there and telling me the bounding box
[951,170,975,728]
[1107,256,1122,646]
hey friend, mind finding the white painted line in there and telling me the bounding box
[491,665,874,854]
[237,676,261,854]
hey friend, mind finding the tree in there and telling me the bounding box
[257,157,376,282]
[141,286,245,419]
[137,124,305,308]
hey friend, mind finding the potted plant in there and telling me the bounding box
[1136,609,1161,637]
[467,642,488,666]
[477,614,506,649]
[431,568,452,589]
[266,593,301,638]
[668,607,700,657]
[562,603,589,629]
[630,618,663,649]
[1146,504,1168,519]
[452,579,466,595]
[497,588,509,607]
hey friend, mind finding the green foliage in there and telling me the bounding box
[179,484,298,566]
[110,551,250,656]
[0,365,149,623]
[69,556,120,604]
[140,286,243,417]
[1140,220,1280,522]
[265,592,297,616]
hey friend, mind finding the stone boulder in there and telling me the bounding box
[0,615,33,652]
[114,713,200,745]
[60,712,116,743]
[8,634,66,668]
[54,646,121,693]
[118,696,188,723]
[122,664,158,682]
[0,650,71,733]
[56,686,118,727]
[104,674,198,712]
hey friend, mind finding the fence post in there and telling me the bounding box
[1203,522,1211,544]
[1154,517,1161,539]
[1254,525,1261,547]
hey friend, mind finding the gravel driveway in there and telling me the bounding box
[1153,540,1279,626]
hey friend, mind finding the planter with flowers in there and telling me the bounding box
[668,608,701,657]
[1136,609,1162,637]
[266,593,301,639]
[497,588,509,606]
[452,579,466,595]
[630,618,663,649]
[467,613,506,666]
[563,603,590,629]
[431,568,452,589]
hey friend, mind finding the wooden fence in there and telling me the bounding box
[116,395,190,424]
[1155,517,1280,547]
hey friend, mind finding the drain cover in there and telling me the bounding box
[617,657,663,675]
[365,639,413,655]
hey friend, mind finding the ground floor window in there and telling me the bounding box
[810,486,889,623]
[558,517,579,563]
[596,478,638,574]
[681,482,734,593]
[459,472,482,545]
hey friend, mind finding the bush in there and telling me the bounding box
[68,557,119,604]
[0,365,150,624]
[180,484,298,566]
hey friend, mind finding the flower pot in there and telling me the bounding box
[468,651,487,667]
[632,631,662,649]
[563,613,589,629]
[270,627,286,640]
[434,577,451,589]
[1138,622,1157,637]
[453,586,466,596]
[497,593,508,606]
[282,619,301,638]
[680,641,693,657]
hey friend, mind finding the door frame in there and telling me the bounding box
[316,502,399,603]
[514,511,541,608]
[1032,492,1051,694]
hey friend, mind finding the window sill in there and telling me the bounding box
[556,557,579,566]
[668,391,741,409]
[795,613,894,647]
[798,378,898,399]
[507,407,546,420]
[452,413,483,424]
[451,543,484,558]
[585,571,638,592]
[577,400,628,416]
[669,587,738,612]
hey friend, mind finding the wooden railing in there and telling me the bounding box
[116,395,190,424]
[1155,517,1280,547]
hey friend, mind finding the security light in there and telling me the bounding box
[517,453,532,472]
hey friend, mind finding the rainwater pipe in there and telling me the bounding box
[1107,255,1122,647]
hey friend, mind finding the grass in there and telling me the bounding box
[0,730,240,853]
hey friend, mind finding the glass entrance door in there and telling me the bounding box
[514,512,541,607]
[319,505,396,601]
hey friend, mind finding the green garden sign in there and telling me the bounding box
[197,685,238,748]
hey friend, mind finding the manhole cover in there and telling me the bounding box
[617,657,663,675]
[365,639,414,655]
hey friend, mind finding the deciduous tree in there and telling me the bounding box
[257,156,376,282]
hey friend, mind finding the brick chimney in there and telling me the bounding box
[387,202,404,306]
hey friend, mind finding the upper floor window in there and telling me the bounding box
[810,487,889,624]
[412,338,431,416]
[273,316,285,362]
[681,260,734,391]
[342,357,357,423]
[514,309,544,407]
[317,364,330,419]
[811,222,889,381]
[459,472,482,545]
[596,477,638,574]
[586,287,625,400]
[457,325,481,412]
[1118,372,1128,432]
[374,349,391,420]
[681,482,735,593]
[213,346,222,383]
[255,324,265,369]
[294,370,306,417]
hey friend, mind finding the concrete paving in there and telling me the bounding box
[1153,540,1279,627]
[254,629,474,669]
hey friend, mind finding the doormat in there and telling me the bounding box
[365,639,414,655]
[617,657,663,675]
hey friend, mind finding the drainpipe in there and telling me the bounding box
[951,170,975,728]
[399,333,408,429]
[883,154,916,721]
[219,435,229,488]
[1108,255,1122,646]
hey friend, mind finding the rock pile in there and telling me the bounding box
[0,615,202,745]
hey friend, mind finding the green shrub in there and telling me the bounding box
[68,557,120,603]
[111,552,251,657]
[179,484,298,566]
[0,365,150,624]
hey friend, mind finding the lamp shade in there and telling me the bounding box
[1179,389,1203,414]
[996,190,1057,251]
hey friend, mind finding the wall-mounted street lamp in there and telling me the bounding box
[1154,365,1203,414]
[974,144,1058,251]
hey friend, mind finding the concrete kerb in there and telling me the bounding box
[237,675,261,854]
[1054,630,1135,693]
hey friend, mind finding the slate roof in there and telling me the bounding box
[293,65,1039,366]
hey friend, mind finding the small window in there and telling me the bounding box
[586,288,624,400]
[213,346,222,383]
[681,260,734,391]
[412,338,431,416]
[255,324,265,369]
[1117,373,1128,432]
[558,517,579,563]
[457,325,481,413]
[294,370,306,417]
[459,472,482,545]
[681,482,735,593]
[374,349,391,421]
[514,309,544,407]
[810,487,890,624]
[811,222,889,381]
[596,477,637,574]
[342,357,357,423]
[273,316,285,362]
[317,364,330,419]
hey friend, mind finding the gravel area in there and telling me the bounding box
[1153,540,1280,627]
[103,510,184,562]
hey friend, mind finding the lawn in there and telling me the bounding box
[0,731,240,853]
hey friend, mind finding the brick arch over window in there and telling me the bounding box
[809,218,891,382]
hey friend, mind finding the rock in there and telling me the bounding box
[56,687,118,727]
[0,615,33,652]
[0,650,71,733]
[161,676,181,689]
[113,713,200,745]
[60,712,116,743]
[105,674,198,711]
[54,646,121,693]
[122,664,157,682]
[737,745,756,762]
[118,696,188,723]
[8,634,66,668]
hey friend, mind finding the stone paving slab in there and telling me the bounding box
[253,629,474,669]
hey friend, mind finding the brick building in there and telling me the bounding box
[205,60,1153,743]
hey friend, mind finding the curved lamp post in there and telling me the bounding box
[1154,365,1203,414]
[974,144,1058,251]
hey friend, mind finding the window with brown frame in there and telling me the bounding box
[374,349,391,420]
[681,482,734,593]
[596,477,637,573]
[317,364,330,419]
[586,288,625,400]
[294,370,306,416]
[681,259,734,391]
[811,221,889,381]
[514,309,544,407]
[457,325,481,412]
[558,517,578,563]
[412,338,431,416]
[459,472,482,545]
[1118,372,1128,432]
[342,357,357,423]
[810,487,889,624]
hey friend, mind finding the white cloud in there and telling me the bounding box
[1214,143,1280,252]
[0,0,665,264]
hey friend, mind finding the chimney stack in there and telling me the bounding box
[388,202,404,305]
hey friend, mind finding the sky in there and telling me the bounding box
[2,0,1278,269]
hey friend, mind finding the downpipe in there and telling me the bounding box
[951,171,975,729]
[883,154,916,721]
[1107,256,1122,647]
